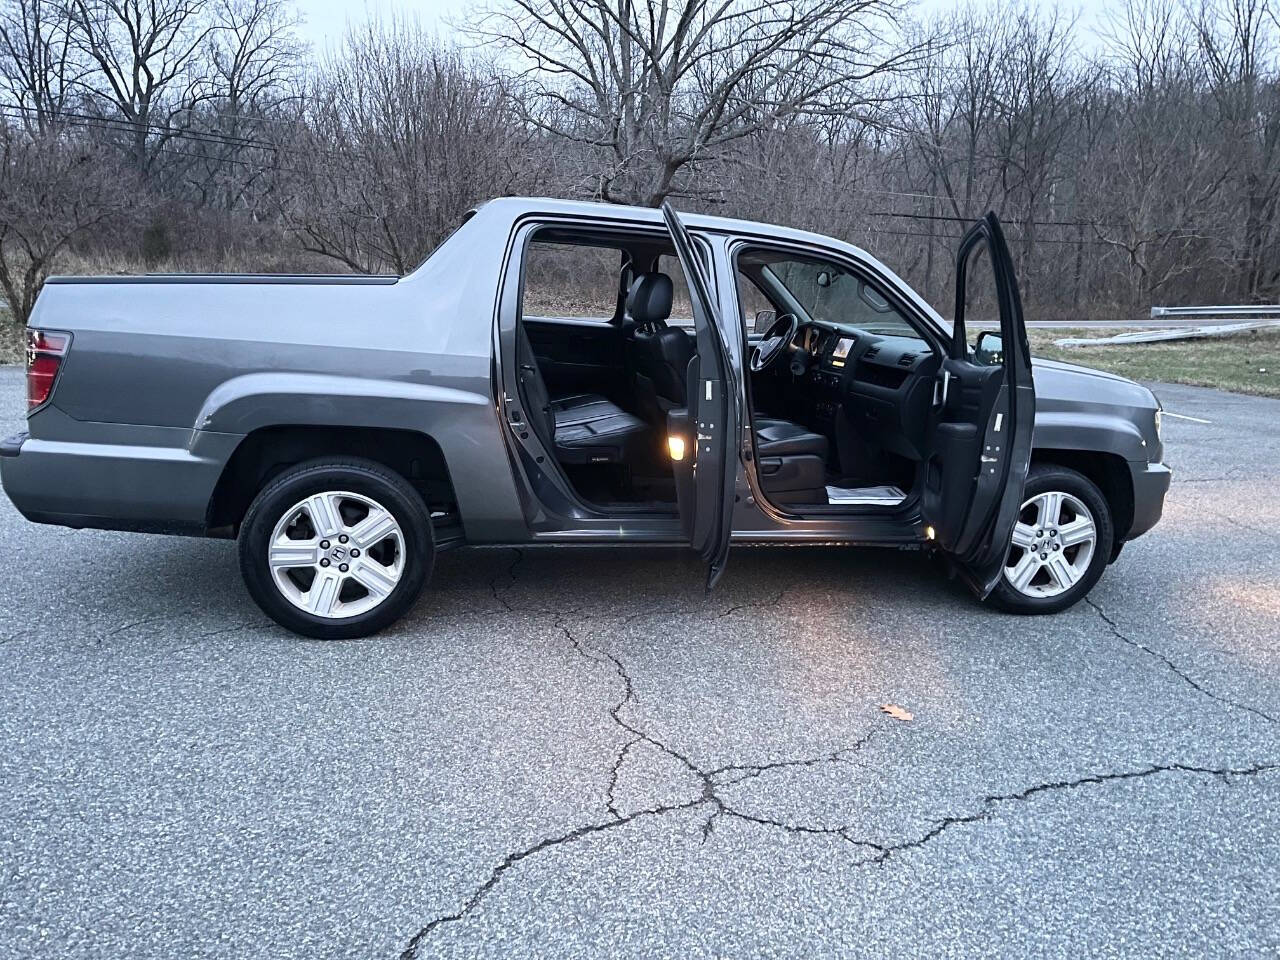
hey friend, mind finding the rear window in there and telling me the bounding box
[522,240,627,322]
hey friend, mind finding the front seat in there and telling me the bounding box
[516,324,647,465]
[753,417,829,505]
[626,272,695,426]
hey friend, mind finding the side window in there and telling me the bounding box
[735,272,776,334]
[522,240,627,323]
[956,243,1002,359]
[657,255,695,328]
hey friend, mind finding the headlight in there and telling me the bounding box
[1153,407,1162,443]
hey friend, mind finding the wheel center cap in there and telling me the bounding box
[330,546,348,562]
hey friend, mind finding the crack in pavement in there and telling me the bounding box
[398,598,1279,956]
[397,797,704,960]
[1203,509,1270,539]
[141,621,263,660]
[94,613,182,645]
[1087,598,1278,724]
[714,588,787,619]
[856,760,1279,864]
[472,545,800,625]
[487,548,524,612]
[604,736,640,819]
[708,746,874,787]
[398,610,881,957]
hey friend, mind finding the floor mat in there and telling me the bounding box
[824,483,907,506]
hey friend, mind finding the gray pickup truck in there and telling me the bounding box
[1,199,1170,638]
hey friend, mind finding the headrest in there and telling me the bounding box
[626,272,673,327]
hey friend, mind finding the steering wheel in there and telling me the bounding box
[750,313,799,373]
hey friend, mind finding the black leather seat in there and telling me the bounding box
[517,326,647,465]
[754,418,829,460]
[753,417,829,504]
[626,272,695,426]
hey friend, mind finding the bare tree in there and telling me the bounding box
[68,0,220,173]
[992,8,1089,302]
[905,4,1015,223]
[279,19,533,274]
[0,0,82,133]
[0,121,138,326]
[184,0,303,210]
[1194,0,1280,300]
[474,0,928,206]
[1087,0,1230,312]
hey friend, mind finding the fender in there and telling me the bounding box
[191,372,524,542]
[1032,409,1149,462]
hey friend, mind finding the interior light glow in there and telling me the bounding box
[667,435,686,461]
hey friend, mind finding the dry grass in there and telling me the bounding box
[52,246,344,277]
[1029,326,1280,398]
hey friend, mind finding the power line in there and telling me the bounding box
[150,145,307,176]
[865,209,1125,229]
[0,103,360,162]
[2,103,282,152]
[0,108,277,157]
[862,227,1127,248]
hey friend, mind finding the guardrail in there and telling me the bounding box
[1059,317,1280,346]
[1152,304,1280,318]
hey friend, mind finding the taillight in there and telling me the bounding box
[26,328,71,412]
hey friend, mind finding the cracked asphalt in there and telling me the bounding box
[2,367,1279,959]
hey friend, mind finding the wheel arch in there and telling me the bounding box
[206,425,459,539]
[1029,447,1134,560]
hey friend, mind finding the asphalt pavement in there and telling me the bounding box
[1,367,1278,959]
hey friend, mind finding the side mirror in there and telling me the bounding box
[974,330,1004,366]
[753,310,776,335]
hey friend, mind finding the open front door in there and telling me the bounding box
[661,202,739,590]
[922,212,1035,596]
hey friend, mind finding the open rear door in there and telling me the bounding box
[661,202,739,590]
[921,212,1035,596]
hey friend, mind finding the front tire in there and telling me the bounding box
[238,458,434,639]
[988,464,1114,615]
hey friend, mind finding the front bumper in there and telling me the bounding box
[1127,460,1172,541]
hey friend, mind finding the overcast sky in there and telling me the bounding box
[291,0,1112,53]
[293,0,473,50]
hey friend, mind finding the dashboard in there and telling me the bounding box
[790,322,941,461]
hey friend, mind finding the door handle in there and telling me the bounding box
[934,369,952,407]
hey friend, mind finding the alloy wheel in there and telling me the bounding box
[1003,489,1097,599]
[267,490,405,619]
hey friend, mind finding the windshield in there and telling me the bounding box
[744,252,921,339]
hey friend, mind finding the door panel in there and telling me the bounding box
[661,202,738,590]
[921,213,1035,595]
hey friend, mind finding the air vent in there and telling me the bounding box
[864,346,880,360]
[898,353,917,368]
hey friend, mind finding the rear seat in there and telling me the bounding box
[517,327,647,465]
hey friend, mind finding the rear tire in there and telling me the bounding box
[988,464,1113,615]
[238,457,434,639]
